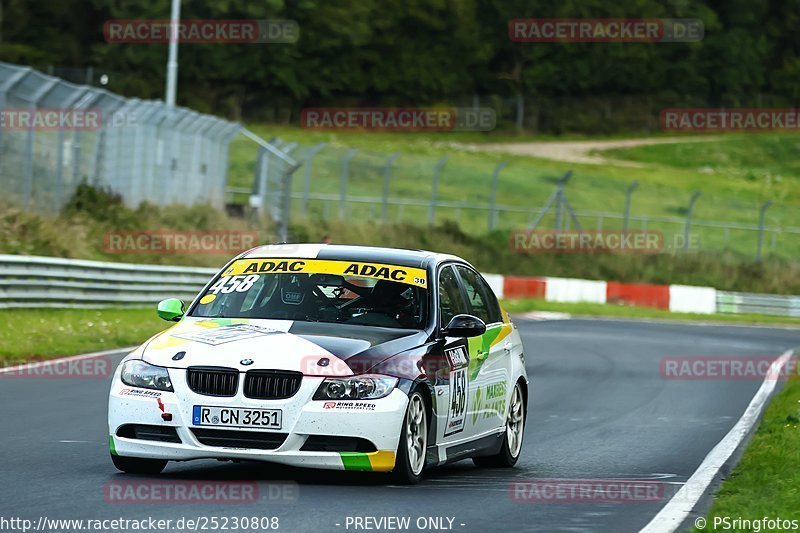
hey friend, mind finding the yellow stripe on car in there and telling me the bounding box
[223,259,428,288]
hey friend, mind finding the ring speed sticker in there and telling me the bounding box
[444,345,469,437]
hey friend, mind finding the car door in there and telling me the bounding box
[433,264,474,445]
[453,265,512,436]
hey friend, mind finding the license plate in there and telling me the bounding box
[192,405,282,429]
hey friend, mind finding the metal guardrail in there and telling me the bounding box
[1,255,798,318]
[0,255,216,309]
[717,291,800,317]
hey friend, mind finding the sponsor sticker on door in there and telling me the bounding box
[444,346,469,436]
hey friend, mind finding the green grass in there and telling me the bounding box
[229,126,800,259]
[696,378,800,530]
[501,298,800,327]
[0,308,170,361]
[603,134,800,191]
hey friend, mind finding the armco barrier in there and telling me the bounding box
[717,291,800,317]
[0,255,797,317]
[0,255,215,308]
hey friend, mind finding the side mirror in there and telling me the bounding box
[442,314,486,338]
[157,298,185,322]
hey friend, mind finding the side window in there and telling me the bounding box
[438,266,468,326]
[455,266,502,324]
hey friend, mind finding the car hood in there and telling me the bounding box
[139,317,428,376]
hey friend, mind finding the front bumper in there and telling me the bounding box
[108,369,408,472]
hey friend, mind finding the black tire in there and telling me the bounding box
[473,381,525,468]
[391,390,428,484]
[111,454,168,475]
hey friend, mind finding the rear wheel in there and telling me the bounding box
[473,381,525,468]
[111,454,168,475]
[391,390,428,484]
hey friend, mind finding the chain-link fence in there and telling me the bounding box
[233,139,800,261]
[0,62,241,211]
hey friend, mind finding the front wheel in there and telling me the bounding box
[473,381,525,468]
[391,390,428,484]
[111,454,168,475]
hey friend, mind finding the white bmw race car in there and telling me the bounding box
[108,244,528,483]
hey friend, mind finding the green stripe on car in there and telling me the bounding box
[339,452,373,471]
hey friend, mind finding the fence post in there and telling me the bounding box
[554,171,573,231]
[257,146,269,216]
[339,148,358,220]
[622,180,639,248]
[554,188,563,231]
[0,90,5,173]
[756,200,773,262]
[23,103,35,207]
[302,143,326,215]
[683,191,702,251]
[382,152,401,224]
[527,170,572,230]
[277,161,302,242]
[488,162,507,232]
[428,156,448,226]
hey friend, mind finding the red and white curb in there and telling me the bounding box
[483,274,717,314]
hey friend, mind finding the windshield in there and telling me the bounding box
[190,258,429,329]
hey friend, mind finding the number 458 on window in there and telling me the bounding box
[208,275,259,295]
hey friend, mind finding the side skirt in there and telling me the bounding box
[429,430,505,466]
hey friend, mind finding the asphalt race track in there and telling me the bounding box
[2,318,799,533]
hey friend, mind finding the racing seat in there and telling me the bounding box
[259,275,321,320]
[356,280,416,327]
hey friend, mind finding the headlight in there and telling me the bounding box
[120,360,174,392]
[313,375,398,400]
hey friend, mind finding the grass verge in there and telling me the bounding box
[502,298,800,327]
[0,308,169,361]
[696,378,800,530]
